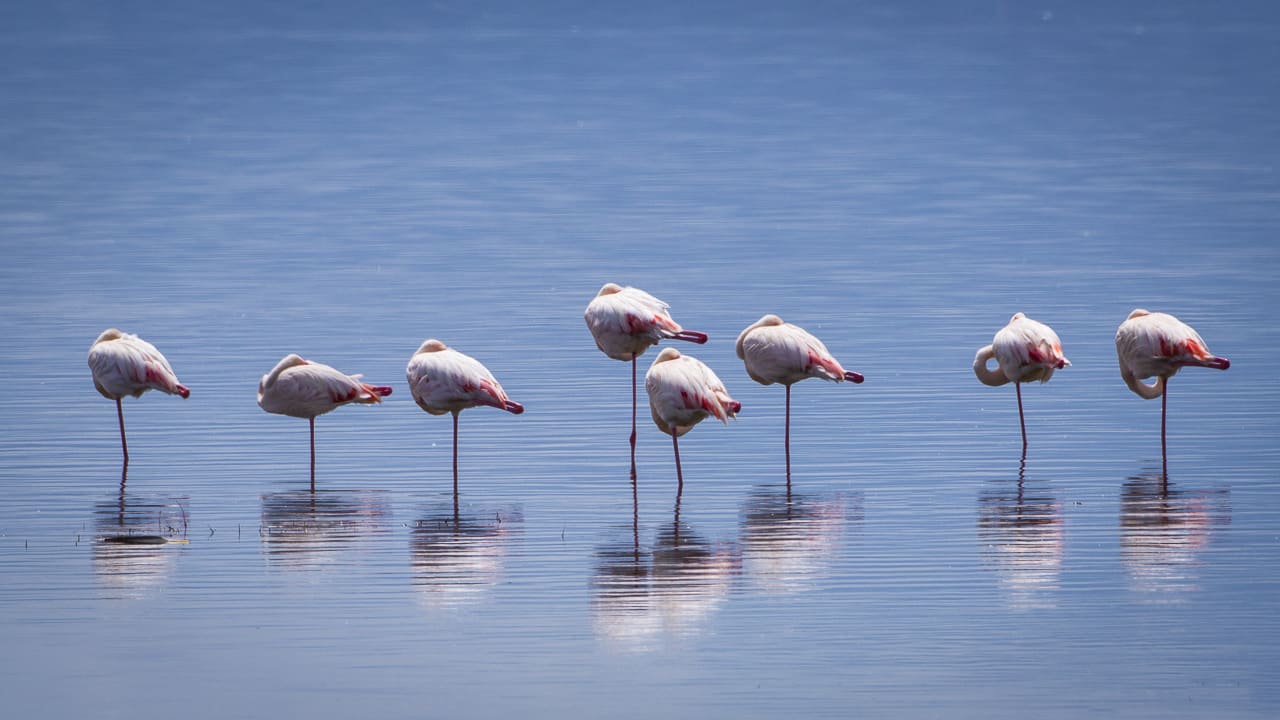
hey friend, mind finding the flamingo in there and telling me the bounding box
[644,347,740,493]
[87,328,190,471]
[973,312,1070,452]
[1115,309,1229,471]
[584,283,708,480]
[735,314,864,481]
[406,339,524,493]
[257,354,392,491]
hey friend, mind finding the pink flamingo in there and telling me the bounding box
[973,313,1070,452]
[1115,309,1229,471]
[645,347,740,493]
[257,354,392,491]
[735,314,864,480]
[585,283,708,480]
[406,339,524,492]
[87,328,190,470]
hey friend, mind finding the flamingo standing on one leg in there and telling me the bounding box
[87,329,191,473]
[257,354,392,491]
[645,348,740,495]
[585,283,708,481]
[1115,309,1230,474]
[973,313,1071,453]
[735,314,864,482]
[406,339,524,494]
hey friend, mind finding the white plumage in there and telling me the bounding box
[257,353,392,490]
[406,339,523,490]
[258,354,390,419]
[1115,309,1229,399]
[585,283,706,361]
[973,312,1070,388]
[88,328,189,401]
[1115,309,1229,472]
[645,347,739,491]
[736,314,864,386]
[973,313,1070,451]
[584,282,708,479]
[735,314,863,479]
[646,347,740,438]
[406,339,523,416]
[87,328,189,470]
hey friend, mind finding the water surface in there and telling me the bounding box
[2,2,1278,718]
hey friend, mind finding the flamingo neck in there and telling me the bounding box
[973,345,1010,387]
[1122,367,1166,399]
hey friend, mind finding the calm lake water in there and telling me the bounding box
[3,2,1279,718]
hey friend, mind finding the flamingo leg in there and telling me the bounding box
[309,417,316,493]
[116,397,129,471]
[453,411,460,496]
[672,430,683,498]
[672,491,683,543]
[117,474,126,526]
[453,470,460,522]
[1016,382,1027,452]
[1161,380,1168,478]
[631,468,640,561]
[630,356,637,482]
[785,384,792,486]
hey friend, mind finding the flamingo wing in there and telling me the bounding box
[89,335,186,398]
[88,341,137,397]
[408,349,512,413]
[131,338,188,396]
[1117,313,1186,379]
[742,324,844,384]
[995,315,1068,383]
[648,355,737,430]
[277,363,375,415]
[586,285,686,353]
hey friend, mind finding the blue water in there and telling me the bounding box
[2,2,1279,717]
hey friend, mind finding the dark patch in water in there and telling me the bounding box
[101,535,168,545]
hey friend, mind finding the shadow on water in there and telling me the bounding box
[410,502,522,609]
[92,486,190,600]
[259,489,391,570]
[976,462,1064,611]
[592,486,740,651]
[1120,470,1231,602]
[738,484,860,595]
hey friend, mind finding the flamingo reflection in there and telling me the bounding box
[259,489,391,571]
[592,490,739,650]
[1121,472,1230,599]
[410,504,522,609]
[976,472,1064,609]
[738,485,856,594]
[92,486,189,600]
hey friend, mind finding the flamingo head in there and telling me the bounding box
[653,347,682,364]
[261,353,308,391]
[91,328,125,347]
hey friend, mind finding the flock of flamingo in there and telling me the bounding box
[88,283,1230,491]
